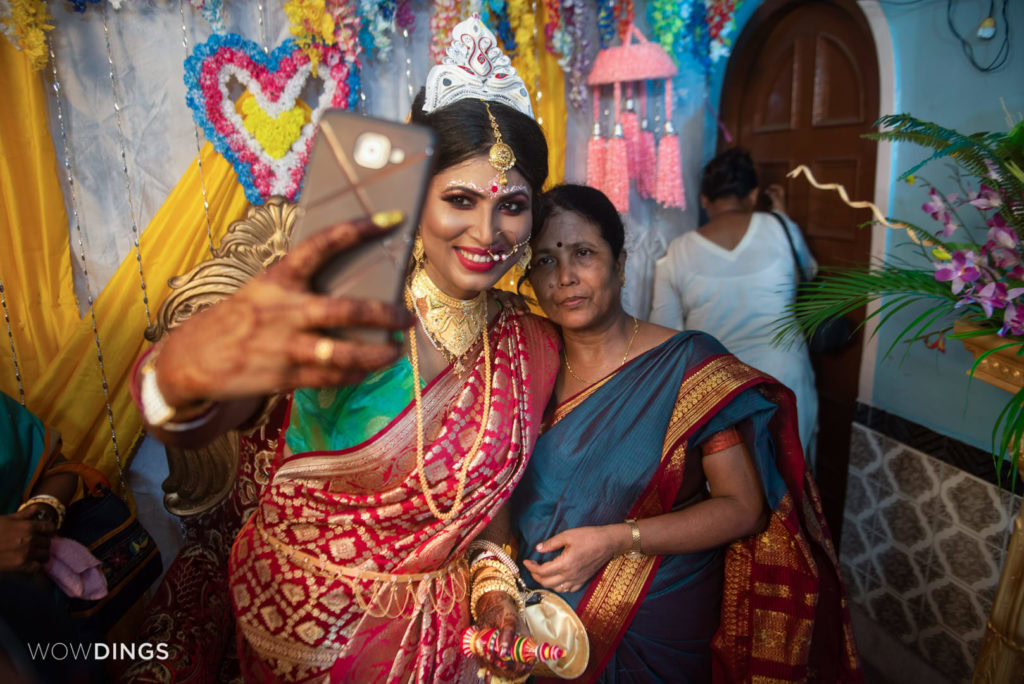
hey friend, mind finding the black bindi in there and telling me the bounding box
[556,241,563,248]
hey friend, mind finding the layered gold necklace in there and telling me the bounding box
[406,266,488,375]
[405,266,493,522]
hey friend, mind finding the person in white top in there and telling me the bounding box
[651,148,819,460]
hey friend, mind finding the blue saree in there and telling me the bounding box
[513,332,860,683]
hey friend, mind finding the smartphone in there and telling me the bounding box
[290,110,437,344]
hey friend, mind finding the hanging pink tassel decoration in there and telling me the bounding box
[586,88,606,192]
[620,83,640,182]
[604,84,629,212]
[637,85,657,199]
[654,79,685,210]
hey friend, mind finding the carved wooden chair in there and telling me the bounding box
[121,198,296,683]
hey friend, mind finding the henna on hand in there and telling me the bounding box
[153,217,413,407]
[474,591,533,680]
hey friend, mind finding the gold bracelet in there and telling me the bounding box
[467,540,519,577]
[470,579,522,622]
[18,495,65,528]
[624,518,643,558]
[470,558,517,582]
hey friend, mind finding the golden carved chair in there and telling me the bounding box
[122,198,297,683]
[143,197,297,517]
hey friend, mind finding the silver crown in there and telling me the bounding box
[422,14,534,118]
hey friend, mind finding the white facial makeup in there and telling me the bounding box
[445,179,530,198]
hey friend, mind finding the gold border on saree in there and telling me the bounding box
[255,519,468,618]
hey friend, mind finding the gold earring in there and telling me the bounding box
[618,271,626,287]
[412,235,425,265]
[517,245,532,271]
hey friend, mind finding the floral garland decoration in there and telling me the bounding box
[473,0,515,51]
[67,0,102,12]
[707,0,743,63]
[184,33,357,204]
[285,0,336,73]
[429,0,459,63]
[596,0,615,49]
[395,0,414,31]
[616,0,634,42]
[0,0,53,71]
[328,0,362,63]
[191,0,224,32]
[541,0,559,53]
[507,0,537,105]
[647,0,685,62]
[557,0,591,110]
[359,0,396,60]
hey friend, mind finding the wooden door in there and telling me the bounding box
[719,0,879,544]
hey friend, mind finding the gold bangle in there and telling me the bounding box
[467,540,519,577]
[470,579,522,622]
[471,559,517,582]
[18,495,65,529]
[624,518,643,558]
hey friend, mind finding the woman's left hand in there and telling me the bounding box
[522,524,628,594]
[474,591,533,680]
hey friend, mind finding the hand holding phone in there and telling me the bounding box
[290,110,437,344]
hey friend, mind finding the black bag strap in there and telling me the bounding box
[770,210,810,284]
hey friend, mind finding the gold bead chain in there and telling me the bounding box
[410,323,493,522]
[563,316,640,385]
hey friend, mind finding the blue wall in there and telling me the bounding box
[712,0,1024,452]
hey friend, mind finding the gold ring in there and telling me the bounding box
[313,338,334,365]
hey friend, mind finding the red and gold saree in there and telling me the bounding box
[228,311,559,683]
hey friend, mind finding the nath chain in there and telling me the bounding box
[0,279,25,405]
[48,37,126,494]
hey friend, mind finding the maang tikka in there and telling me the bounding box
[484,102,515,191]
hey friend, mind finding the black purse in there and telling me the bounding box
[771,211,855,353]
[48,464,162,637]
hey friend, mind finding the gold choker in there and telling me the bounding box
[406,268,487,374]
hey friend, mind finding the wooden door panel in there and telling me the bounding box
[812,35,866,127]
[720,0,879,545]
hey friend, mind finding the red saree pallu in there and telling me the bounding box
[228,312,559,683]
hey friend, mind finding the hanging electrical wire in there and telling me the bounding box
[947,0,1010,73]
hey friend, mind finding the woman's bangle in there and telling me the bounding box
[470,578,523,622]
[468,540,519,577]
[623,518,644,558]
[470,558,517,582]
[18,495,65,528]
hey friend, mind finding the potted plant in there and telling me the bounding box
[775,113,1024,680]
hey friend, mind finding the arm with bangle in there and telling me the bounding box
[523,427,768,594]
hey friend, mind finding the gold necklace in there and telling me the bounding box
[563,316,640,385]
[409,323,492,522]
[407,267,488,375]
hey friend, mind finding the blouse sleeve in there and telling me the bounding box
[651,247,686,331]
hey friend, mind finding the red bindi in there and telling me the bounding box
[491,184,499,193]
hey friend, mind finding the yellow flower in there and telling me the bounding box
[905,174,916,185]
[240,95,309,160]
[932,246,952,261]
[6,0,54,71]
[285,0,335,73]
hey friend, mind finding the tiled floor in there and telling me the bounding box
[841,424,1021,682]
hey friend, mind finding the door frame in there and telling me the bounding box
[718,0,896,405]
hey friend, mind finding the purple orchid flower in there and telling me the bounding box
[1001,302,1024,337]
[970,184,1002,210]
[966,281,1024,318]
[922,188,959,237]
[935,250,982,294]
[982,224,1021,270]
[987,213,1009,230]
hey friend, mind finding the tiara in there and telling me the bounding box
[422,14,534,119]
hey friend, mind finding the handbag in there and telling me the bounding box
[771,211,856,353]
[47,463,162,636]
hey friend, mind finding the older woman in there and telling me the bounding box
[513,184,859,682]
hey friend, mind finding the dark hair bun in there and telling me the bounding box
[410,89,548,196]
[700,148,758,202]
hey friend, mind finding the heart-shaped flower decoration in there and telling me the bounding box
[184,34,358,204]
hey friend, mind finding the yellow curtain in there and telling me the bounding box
[0,27,251,488]
[0,37,79,399]
[25,145,250,486]
[499,0,566,303]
